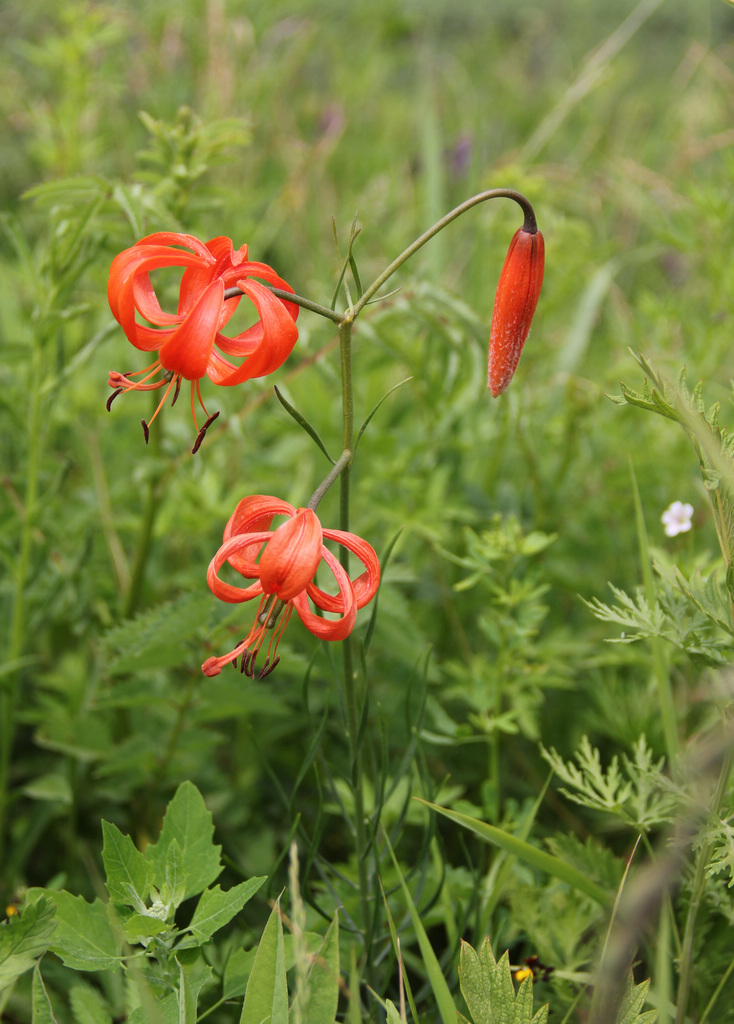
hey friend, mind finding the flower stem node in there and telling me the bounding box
[488,225,545,397]
[201,496,381,678]
[106,233,300,450]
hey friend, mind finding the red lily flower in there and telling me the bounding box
[201,496,381,678]
[107,233,299,451]
[488,226,545,397]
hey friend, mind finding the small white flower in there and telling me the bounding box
[661,501,694,537]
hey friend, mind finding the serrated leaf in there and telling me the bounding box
[42,892,122,972]
[0,897,57,991]
[32,964,59,1024]
[186,877,265,944]
[145,782,222,902]
[69,982,113,1024]
[102,821,150,907]
[614,974,657,1024]
[459,938,549,1024]
[240,899,289,1024]
[100,593,213,674]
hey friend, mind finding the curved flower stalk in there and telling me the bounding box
[488,224,545,397]
[202,495,381,679]
[107,233,300,451]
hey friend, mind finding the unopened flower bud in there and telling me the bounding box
[488,226,545,397]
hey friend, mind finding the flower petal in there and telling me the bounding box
[206,532,271,602]
[312,528,381,610]
[158,279,224,380]
[208,279,299,383]
[259,508,323,601]
[292,547,357,640]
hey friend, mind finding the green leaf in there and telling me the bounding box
[160,838,188,911]
[459,939,548,1024]
[303,914,339,1024]
[418,800,610,906]
[186,878,266,944]
[42,892,122,972]
[100,593,213,674]
[120,914,168,944]
[102,820,150,907]
[22,773,73,805]
[240,899,289,1024]
[223,947,257,1000]
[614,974,657,1024]
[32,964,59,1024]
[145,782,222,902]
[0,897,56,991]
[273,386,335,464]
[177,954,213,1024]
[355,376,413,451]
[384,834,457,1024]
[69,982,113,1024]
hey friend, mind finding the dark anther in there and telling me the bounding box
[141,419,150,444]
[241,648,257,678]
[170,375,182,407]
[191,410,220,454]
[258,656,279,679]
[106,388,123,411]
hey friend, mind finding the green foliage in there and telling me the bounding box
[541,735,675,832]
[459,938,548,1024]
[4,1,734,1021]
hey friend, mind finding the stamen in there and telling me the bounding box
[106,388,123,411]
[141,419,150,444]
[191,410,220,454]
[258,656,280,679]
[170,375,183,407]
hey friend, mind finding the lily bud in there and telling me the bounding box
[488,226,545,397]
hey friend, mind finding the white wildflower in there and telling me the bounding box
[661,501,693,537]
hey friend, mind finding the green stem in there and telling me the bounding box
[352,188,538,317]
[307,450,353,511]
[336,317,373,982]
[223,286,343,324]
[0,345,43,883]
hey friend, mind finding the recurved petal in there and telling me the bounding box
[311,529,381,610]
[293,547,357,640]
[259,509,323,601]
[206,532,271,601]
[208,280,299,383]
[158,279,224,380]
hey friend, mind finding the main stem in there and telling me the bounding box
[337,315,373,980]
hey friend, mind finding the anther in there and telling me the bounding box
[106,389,123,412]
[141,419,150,444]
[258,657,280,679]
[191,410,220,454]
[170,375,183,407]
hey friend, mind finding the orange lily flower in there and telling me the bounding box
[488,226,545,397]
[107,233,299,451]
[202,496,381,678]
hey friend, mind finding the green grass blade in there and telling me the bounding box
[418,800,610,907]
